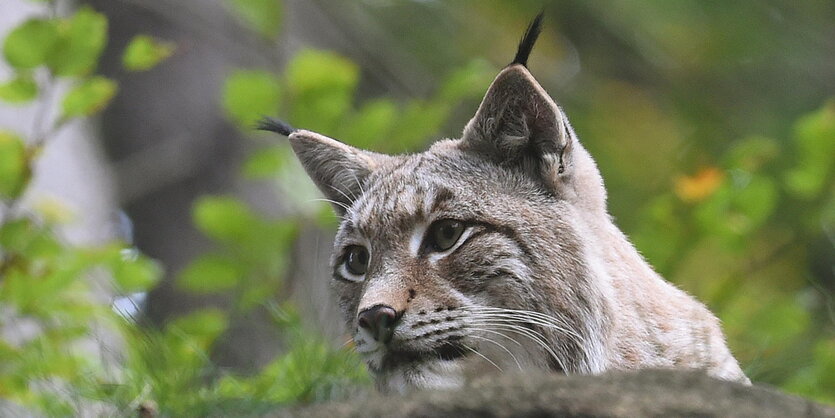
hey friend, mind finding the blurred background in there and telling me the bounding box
[0,0,833,415]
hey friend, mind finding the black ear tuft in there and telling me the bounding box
[511,12,544,67]
[256,116,296,136]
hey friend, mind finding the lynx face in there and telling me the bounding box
[262,14,748,393]
[328,146,608,391]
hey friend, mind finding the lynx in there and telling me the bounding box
[260,14,749,393]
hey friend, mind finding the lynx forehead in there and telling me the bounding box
[261,13,749,393]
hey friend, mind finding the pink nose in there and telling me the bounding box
[357,305,398,344]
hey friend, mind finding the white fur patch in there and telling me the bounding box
[384,360,464,394]
[409,223,428,257]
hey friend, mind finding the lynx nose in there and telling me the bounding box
[357,305,398,344]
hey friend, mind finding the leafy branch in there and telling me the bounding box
[0,1,173,415]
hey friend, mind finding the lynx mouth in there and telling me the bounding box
[380,341,469,369]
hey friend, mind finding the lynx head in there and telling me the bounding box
[261,14,613,393]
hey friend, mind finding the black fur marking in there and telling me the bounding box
[547,355,565,373]
[381,338,468,369]
[430,187,456,213]
[511,12,544,67]
[256,116,296,136]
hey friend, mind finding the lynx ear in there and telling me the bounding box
[289,130,390,215]
[461,65,574,184]
[461,13,576,189]
[258,118,387,215]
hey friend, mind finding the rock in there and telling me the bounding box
[275,369,835,418]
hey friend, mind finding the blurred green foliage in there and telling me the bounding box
[0,76,38,103]
[627,101,834,401]
[0,131,29,198]
[0,1,373,415]
[222,70,282,128]
[3,18,60,69]
[225,0,283,40]
[121,35,175,72]
[61,76,117,118]
[0,0,833,415]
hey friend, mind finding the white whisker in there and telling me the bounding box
[328,186,356,207]
[467,320,568,372]
[350,171,367,198]
[464,306,585,342]
[467,332,523,371]
[467,312,584,344]
[308,197,350,211]
[460,342,503,373]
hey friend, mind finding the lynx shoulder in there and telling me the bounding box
[261,13,749,393]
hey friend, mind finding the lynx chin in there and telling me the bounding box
[260,13,749,393]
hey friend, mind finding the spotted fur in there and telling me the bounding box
[266,15,749,393]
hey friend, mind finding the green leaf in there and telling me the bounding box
[386,101,449,152]
[192,196,257,242]
[0,76,38,104]
[0,131,29,199]
[341,100,397,149]
[222,70,281,127]
[3,19,58,69]
[47,7,108,76]
[783,100,835,199]
[225,0,283,39]
[631,195,683,272]
[0,217,59,259]
[167,309,228,342]
[695,174,777,238]
[732,175,777,230]
[177,255,241,293]
[314,201,340,229]
[784,338,835,402]
[286,50,358,96]
[60,76,118,118]
[110,254,162,293]
[239,334,369,404]
[122,35,175,72]
[242,146,284,179]
[722,136,779,172]
[286,50,358,133]
[438,59,496,102]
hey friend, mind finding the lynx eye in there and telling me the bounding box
[428,219,465,252]
[344,245,369,276]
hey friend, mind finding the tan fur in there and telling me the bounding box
[284,57,748,394]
